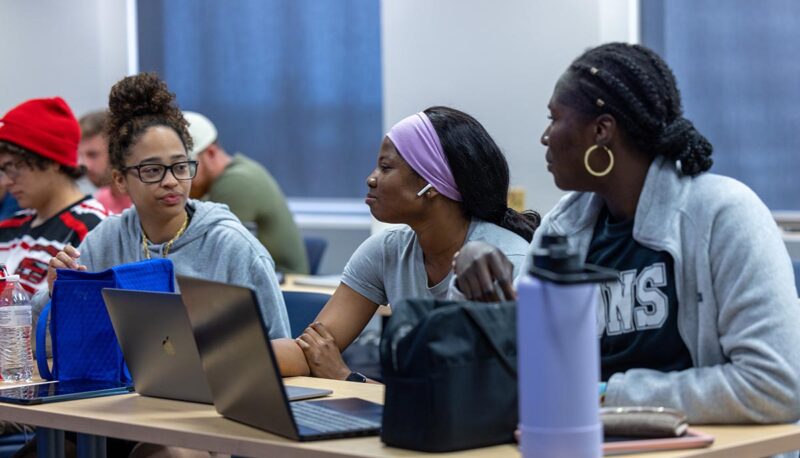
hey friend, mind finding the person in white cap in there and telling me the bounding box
[184,111,308,274]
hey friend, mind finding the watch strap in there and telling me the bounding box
[346,371,367,383]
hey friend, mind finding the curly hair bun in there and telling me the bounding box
[108,73,181,130]
[105,73,192,170]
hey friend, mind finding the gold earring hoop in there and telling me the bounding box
[584,145,614,177]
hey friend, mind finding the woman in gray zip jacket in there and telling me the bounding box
[453,43,800,424]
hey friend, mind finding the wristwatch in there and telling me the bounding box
[346,371,367,383]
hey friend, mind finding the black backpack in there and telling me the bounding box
[380,299,518,452]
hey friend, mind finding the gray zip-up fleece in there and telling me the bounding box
[33,200,290,340]
[529,156,800,424]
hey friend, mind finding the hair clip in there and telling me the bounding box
[590,67,599,75]
[596,98,605,107]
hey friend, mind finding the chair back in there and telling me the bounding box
[282,290,331,338]
[0,433,28,458]
[303,236,328,275]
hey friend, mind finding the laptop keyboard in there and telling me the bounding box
[291,401,380,433]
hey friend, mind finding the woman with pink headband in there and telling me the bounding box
[274,106,539,380]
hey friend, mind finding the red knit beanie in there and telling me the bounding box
[0,97,80,168]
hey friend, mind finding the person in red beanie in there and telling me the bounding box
[0,97,108,296]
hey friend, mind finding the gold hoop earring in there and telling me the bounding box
[584,145,614,177]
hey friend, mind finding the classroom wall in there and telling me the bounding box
[381,0,636,215]
[0,0,639,273]
[0,0,132,116]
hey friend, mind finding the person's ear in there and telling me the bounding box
[594,114,617,146]
[423,187,439,199]
[203,144,219,160]
[111,169,127,194]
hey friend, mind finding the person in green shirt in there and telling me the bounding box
[184,111,309,274]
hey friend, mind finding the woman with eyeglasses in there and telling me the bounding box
[42,73,290,341]
[35,81,280,458]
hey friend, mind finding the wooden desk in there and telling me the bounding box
[283,275,392,317]
[2,377,800,457]
[283,274,340,295]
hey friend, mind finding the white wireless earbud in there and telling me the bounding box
[417,183,433,197]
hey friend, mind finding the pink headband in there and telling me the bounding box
[386,112,462,202]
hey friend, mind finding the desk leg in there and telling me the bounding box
[36,427,64,458]
[76,433,106,458]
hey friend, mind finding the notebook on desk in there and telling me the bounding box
[603,429,714,455]
[176,275,383,441]
[102,288,332,404]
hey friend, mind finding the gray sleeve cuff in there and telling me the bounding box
[341,275,386,306]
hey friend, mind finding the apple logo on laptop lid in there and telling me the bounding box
[162,336,176,356]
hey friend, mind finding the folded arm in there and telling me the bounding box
[275,283,378,379]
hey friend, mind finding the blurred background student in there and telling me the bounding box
[185,111,308,274]
[78,110,133,214]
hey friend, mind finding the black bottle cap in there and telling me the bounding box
[529,234,618,285]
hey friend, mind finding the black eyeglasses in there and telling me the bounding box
[0,158,29,180]
[122,160,198,183]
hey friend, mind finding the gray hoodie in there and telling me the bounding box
[33,200,290,340]
[529,156,800,424]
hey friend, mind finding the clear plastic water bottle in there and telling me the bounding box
[0,263,6,382]
[517,235,617,458]
[0,275,33,382]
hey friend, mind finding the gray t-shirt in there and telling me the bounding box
[342,219,530,306]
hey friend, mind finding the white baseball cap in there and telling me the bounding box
[183,111,218,159]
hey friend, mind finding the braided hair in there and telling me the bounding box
[106,73,192,170]
[559,43,712,176]
[424,106,540,242]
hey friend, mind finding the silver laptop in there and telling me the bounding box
[176,275,382,441]
[102,288,332,404]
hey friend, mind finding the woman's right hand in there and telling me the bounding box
[453,240,516,302]
[296,322,352,381]
[46,245,86,295]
